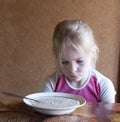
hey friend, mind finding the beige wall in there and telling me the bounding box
[0,0,120,101]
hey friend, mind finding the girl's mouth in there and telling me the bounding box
[70,75,77,79]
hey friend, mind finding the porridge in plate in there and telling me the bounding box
[31,96,80,109]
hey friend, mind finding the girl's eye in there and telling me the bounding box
[62,61,69,65]
[76,60,84,64]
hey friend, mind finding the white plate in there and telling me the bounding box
[23,92,86,115]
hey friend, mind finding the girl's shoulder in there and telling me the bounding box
[91,69,113,85]
[46,70,63,83]
[40,71,63,92]
[92,69,111,80]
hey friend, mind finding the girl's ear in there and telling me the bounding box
[89,48,96,59]
[90,48,98,68]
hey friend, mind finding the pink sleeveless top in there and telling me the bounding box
[55,75,101,102]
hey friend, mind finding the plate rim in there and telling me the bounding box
[23,92,86,110]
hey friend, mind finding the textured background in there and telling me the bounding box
[0,0,119,101]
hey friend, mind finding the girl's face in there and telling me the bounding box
[59,45,91,84]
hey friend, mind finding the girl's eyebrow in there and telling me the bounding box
[61,57,84,61]
[61,59,67,61]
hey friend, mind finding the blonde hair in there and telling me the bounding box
[53,19,99,68]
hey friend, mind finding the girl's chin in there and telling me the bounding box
[69,77,82,82]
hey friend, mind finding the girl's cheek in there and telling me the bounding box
[61,65,69,72]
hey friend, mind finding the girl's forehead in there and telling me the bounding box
[61,45,83,54]
[61,45,85,59]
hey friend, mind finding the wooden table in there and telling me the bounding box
[0,100,120,122]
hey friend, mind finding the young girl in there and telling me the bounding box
[40,19,116,103]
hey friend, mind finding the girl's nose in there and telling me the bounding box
[69,63,77,73]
